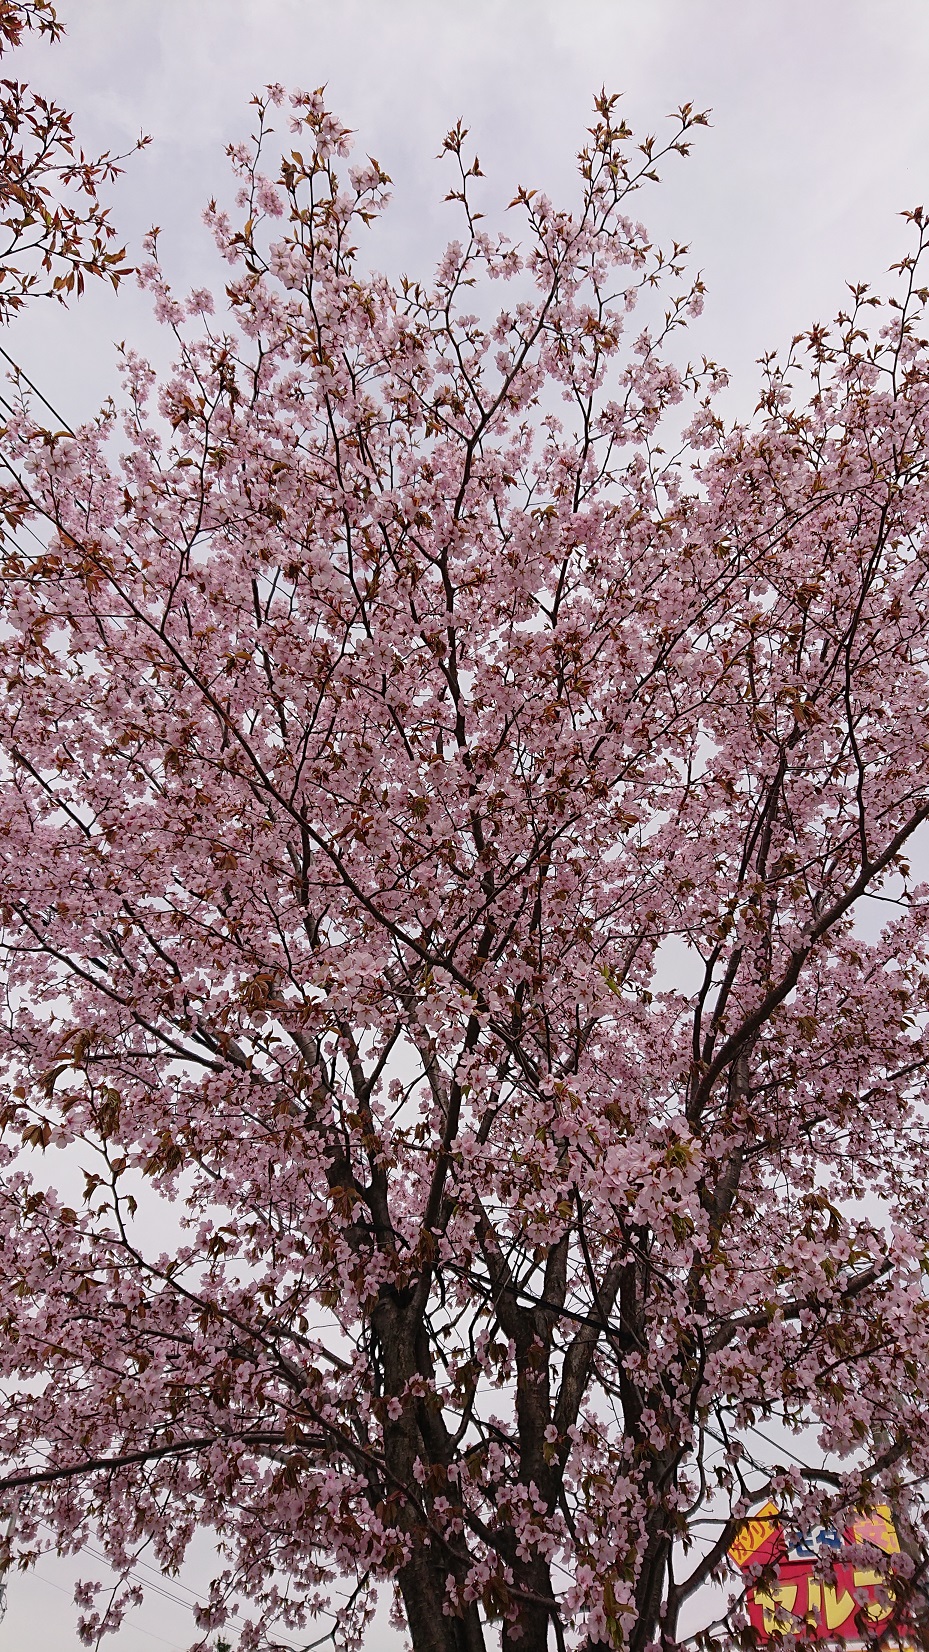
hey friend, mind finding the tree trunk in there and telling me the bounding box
[500,1561,557,1652]
[629,1525,671,1652]
[374,1291,486,1652]
[397,1544,485,1652]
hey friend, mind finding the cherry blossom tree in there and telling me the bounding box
[2,80,929,1652]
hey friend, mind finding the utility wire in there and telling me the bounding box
[33,1521,306,1651]
[28,1512,321,1652]
[24,1565,187,1648]
[0,343,75,434]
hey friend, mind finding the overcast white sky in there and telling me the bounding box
[5,1,929,1646]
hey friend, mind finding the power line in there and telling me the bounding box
[0,343,75,434]
[24,1565,187,1649]
[32,1523,307,1651]
[27,1514,323,1652]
